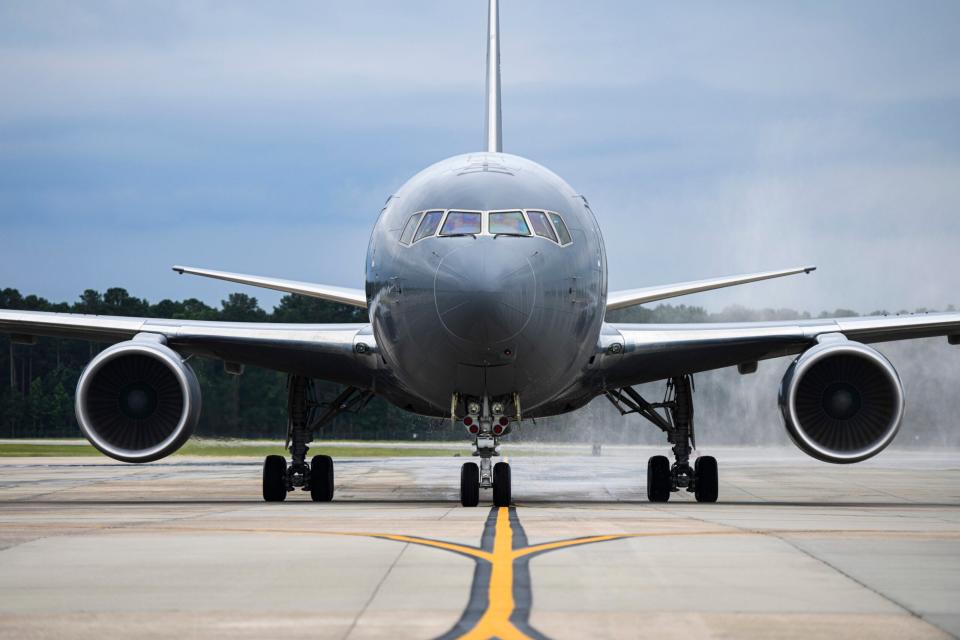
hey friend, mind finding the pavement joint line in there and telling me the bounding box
[342,536,410,640]
[660,500,959,639]
[771,533,956,639]
[30,521,960,541]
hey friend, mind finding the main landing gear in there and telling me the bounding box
[458,396,512,507]
[606,374,719,503]
[262,376,371,502]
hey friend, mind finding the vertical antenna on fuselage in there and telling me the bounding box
[485,0,502,153]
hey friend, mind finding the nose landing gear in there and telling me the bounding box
[607,374,719,503]
[458,395,512,507]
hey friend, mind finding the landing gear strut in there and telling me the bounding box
[262,376,371,502]
[459,396,512,507]
[606,374,718,503]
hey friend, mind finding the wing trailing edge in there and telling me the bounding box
[606,265,817,312]
[172,265,367,308]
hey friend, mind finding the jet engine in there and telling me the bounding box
[75,337,201,462]
[779,337,903,463]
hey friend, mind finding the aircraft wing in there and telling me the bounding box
[172,265,368,308]
[606,266,816,311]
[599,312,960,387]
[0,309,376,387]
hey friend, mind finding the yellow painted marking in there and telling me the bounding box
[511,530,752,558]
[345,533,492,561]
[513,533,634,558]
[458,507,527,640]
[114,517,765,640]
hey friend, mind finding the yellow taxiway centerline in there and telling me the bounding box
[458,506,527,639]
[109,511,756,639]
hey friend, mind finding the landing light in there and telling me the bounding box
[468,402,481,415]
[492,402,504,414]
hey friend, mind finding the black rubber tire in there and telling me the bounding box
[460,462,480,507]
[310,454,334,502]
[262,455,288,502]
[646,455,671,502]
[694,456,718,503]
[492,462,512,507]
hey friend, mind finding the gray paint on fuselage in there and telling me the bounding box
[366,152,607,416]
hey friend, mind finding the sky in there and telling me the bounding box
[1,0,958,314]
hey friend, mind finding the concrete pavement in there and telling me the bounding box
[0,448,957,639]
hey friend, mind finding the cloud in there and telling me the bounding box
[0,1,959,313]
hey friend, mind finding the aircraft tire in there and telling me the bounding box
[646,455,671,502]
[263,455,288,502]
[694,455,718,503]
[492,461,512,507]
[461,462,480,507]
[310,454,335,502]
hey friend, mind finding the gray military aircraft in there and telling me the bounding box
[2,0,958,506]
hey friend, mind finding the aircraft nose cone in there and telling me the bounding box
[435,244,536,345]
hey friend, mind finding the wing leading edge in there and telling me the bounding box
[599,312,960,388]
[0,309,376,387]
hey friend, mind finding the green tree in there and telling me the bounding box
[220,294,267,322]
[103,288,150,316]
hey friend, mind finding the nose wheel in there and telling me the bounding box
[460,462,480,507]
[460,460,511,507]
[457,395,515,507]
[492,461,511,507]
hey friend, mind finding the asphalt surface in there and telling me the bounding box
[0,448,958,639]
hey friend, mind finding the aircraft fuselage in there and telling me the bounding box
[366,152,607,417]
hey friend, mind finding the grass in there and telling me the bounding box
[0,441,470,458]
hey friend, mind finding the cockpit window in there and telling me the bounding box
[400,208,573,246]
[548,212,572,245]
[527,210,558,242]
[489,211,530,236]
[413,210,444,242]
[400,212,423,245]
[440,211,481,236]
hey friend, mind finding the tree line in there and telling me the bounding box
[0,286,954,441]
[0,287,444,440]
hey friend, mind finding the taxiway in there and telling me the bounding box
[0,448,958,639]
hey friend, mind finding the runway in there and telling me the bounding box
[1,448,958,639]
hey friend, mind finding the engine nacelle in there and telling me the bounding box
[779,337,903,464]
[75,337,201,463]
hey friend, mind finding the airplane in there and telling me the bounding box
[2,0,958,507]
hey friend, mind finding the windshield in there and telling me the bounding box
[489,211,530,235]
[548,212,572,245]
[400,209,572,245]
[440,211,482,235]
[527,210,557,242]
[414,210,444,242]
[400,212,423,244]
